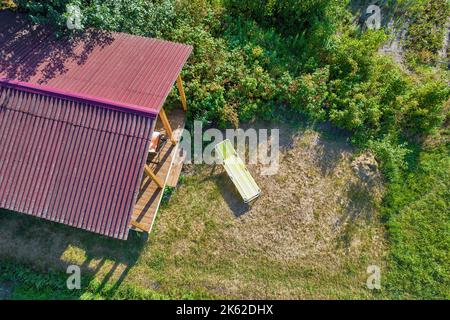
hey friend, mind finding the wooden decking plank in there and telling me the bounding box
[130,108,186,234]
[166,149,185,187]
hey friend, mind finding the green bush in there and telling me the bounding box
[84,0,176,37]
[15,0,176,37]
[326,31,394,134]
[401,77,450,136]
[15,0,73,27]
[276,67,330,120]
[169,16,290,126]
[404,0,450,65]
[368,134,411,182]
[224,0,345,35]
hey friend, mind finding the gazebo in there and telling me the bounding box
[0,11,192,240]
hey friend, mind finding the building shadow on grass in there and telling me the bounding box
[0,209,147,299]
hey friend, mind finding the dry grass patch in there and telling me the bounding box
[0,123,387,299]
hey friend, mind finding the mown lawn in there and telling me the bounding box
[383,146,450,299]
[0,124,388,299]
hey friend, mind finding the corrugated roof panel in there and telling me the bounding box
[0,11,193,114]
[0,86,153,239]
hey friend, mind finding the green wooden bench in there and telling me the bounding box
[215,139,261,203]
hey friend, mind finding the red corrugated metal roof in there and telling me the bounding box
[0,11,193,114]
[0,85,153,240]
[0,12,192,239]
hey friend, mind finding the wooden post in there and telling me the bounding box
[176,75,187,112]
[144,164,164,189]
[159,108,176,145]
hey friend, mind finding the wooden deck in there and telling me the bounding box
[130,108,186,234]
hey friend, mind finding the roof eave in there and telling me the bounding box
[0,77,159,119]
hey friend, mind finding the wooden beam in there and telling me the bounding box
[131,220,150,232]
[176,75,187,112]
[159,108,176,145]
[144,164,164,188]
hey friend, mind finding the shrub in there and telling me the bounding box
[170,16,287,126]
[15,0,73,27]
[401,77,450,136]
[404,0,450,65]
[276,67,330,120]
[369,134,411,182]
[83,0,176,37]
[224,0,345,35]
[1,0,16,10]
[326,31,404,136]
[15,0,176,37]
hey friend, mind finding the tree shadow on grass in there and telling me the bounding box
[0,11,114,84]
[311,122,353,177]
[335,180,380,251]
[0,208,147,299]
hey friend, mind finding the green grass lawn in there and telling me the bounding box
[383,146,450,299]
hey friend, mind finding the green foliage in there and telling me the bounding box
[368,134,411,182]
[174,0,223,29]
[225,0,350,68]
[383,147,450,299]
[161,186,175,206]
[404,0,450,65]
[325,28,449,142]
[170,19,281,126]
[15,0,73,27]
[84,0,176,37]
[225,0,346,36]
[401,76,450,136]
[277,68,330,120]
[16,0,176,37]
[327,31,394,133]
